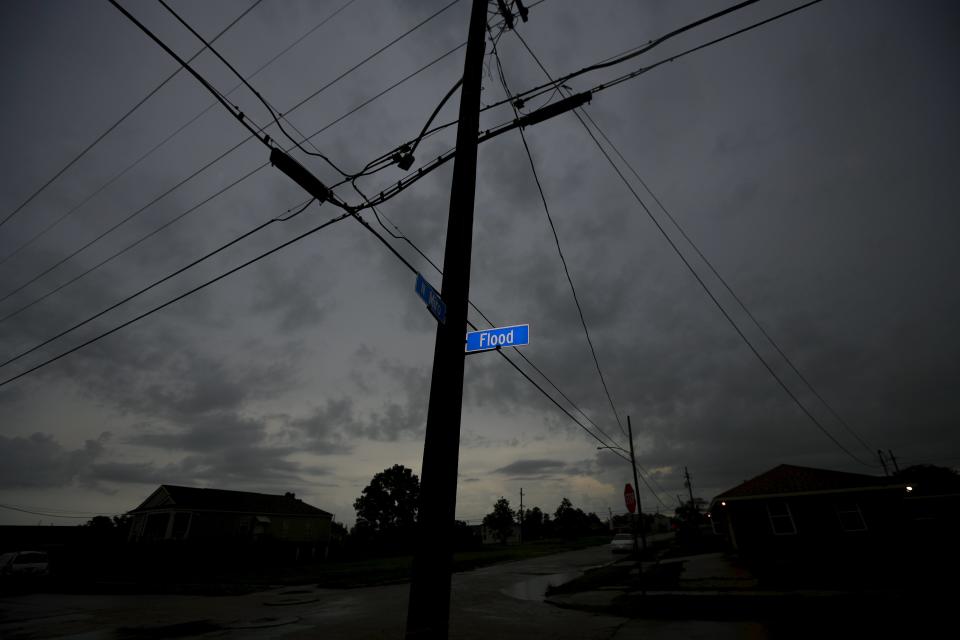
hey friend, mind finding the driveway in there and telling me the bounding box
[0,544,765,639]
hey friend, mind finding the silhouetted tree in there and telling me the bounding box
[524,506,546,540]
[453,519,480,550]
[353,464,420,550]
[483,497,516,544]
[553,498,594,538]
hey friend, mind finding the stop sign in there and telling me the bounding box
[624,483,637,513]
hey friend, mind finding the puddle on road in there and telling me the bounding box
[501,572,581,601]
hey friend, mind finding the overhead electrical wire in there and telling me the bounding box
[107,0,273,149]
[351,208,634,461]
[0,0,358,268]
[489,30,627,439]
[0,0,264,234]
[0,42,471,327]
[0,136,257,312]
[0,207,352,389]
[510,27,876,469]
[580,109,876,457]
[0,3,469,320]
[0,199,314,370]
[347,180,634,464]
[156,0,350,178]
[362,0,821,181]
[0,503,101,519]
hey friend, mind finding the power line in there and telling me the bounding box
[346,185,632,460]
[0,0,357,269]
[0,503,99,519]
[0,138,260,319]
[489,35,626,439]
[156,0,350,178]
[0,14,468,323]
[512,30,876,469]
[107,0,273,148]
[0,0,264,234]
[0,208,351,389]
[584,0,827,97]
[344,1,834,212]
[0,199,313,371]
[580,109,876,457]
[356,185,634,459]
[365,0,821,177]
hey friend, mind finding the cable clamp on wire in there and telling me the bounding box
[269,148,329,204]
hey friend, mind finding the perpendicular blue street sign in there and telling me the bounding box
[465,324,529,353]
[415,273,446,324]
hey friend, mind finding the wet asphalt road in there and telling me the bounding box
[0,544,765,639]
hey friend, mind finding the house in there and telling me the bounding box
[480,522,521,545]
[709,464,910,559]
[127,485,332,557]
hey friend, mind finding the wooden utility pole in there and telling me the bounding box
[518,487,524,544]
[684,467,695,507]
[405,1,487,637]
[888,449,901,474]
[627,416,647,554]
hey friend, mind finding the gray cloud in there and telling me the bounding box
[494,459,568,476]
[1,0,958,525]
[0,432,110,490]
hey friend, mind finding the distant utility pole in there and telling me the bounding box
[627,416,647,555]
[684,467,695,507]
[518,487,524,544]
[405,1,487,638]
[878,449,890,476]
[888,449,900,474]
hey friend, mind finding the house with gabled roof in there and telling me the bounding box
[708,464,910,557]
[128,485,332,555]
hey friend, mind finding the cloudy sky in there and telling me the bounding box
[1,0,957,527]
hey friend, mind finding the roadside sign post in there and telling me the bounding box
[627,416,646,596]
[624,483,636,513]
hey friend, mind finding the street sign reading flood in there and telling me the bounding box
[415,273,446,324]
[465,324,529,353]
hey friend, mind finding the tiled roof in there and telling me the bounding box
[715,464,887,500]
[132,485,331,516]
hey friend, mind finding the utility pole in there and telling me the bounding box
[684,467,695,507]
[405,1,486,638]
[878,449,890,476]
[608,506,613,531]
[518,487,524,544]
[888,449,901,474]
[627,416,647,555]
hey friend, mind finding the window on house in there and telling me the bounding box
[766,502,796,535]
[836,503,867,532]
[171,512,191,539]
[144,512,170,541]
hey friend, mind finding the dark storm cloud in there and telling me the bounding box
[1,0,959,524]
[287,397,357,454]
[0,432,110,490]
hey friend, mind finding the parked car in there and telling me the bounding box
[0,551,50,577]
[609,533,634,554]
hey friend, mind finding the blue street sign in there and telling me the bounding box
[465,324,529,353]
[415,273,446,324]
